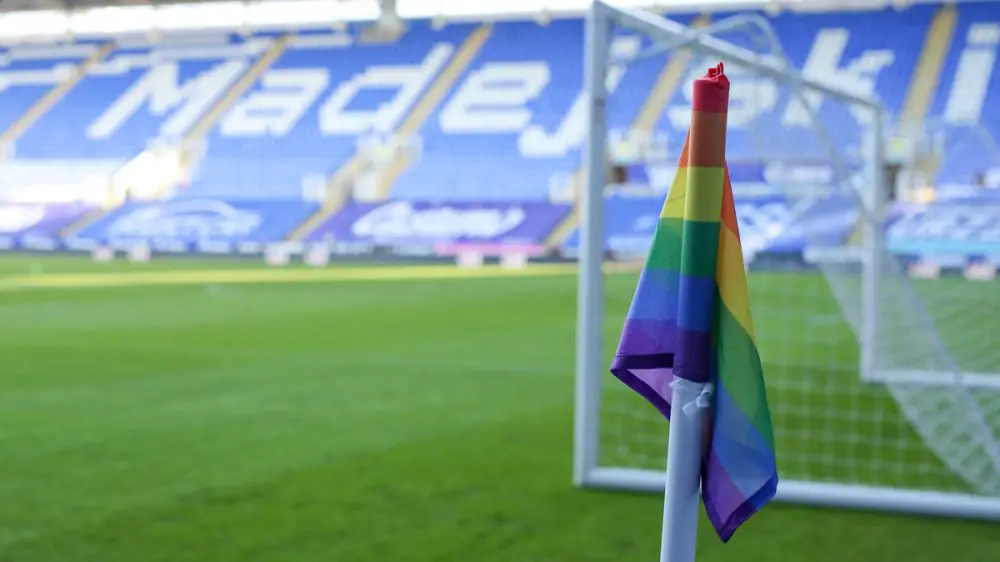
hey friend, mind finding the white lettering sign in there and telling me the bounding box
[318,43,453,135]
[106,200,262,240]
[439,62,550,133]
[352,202,526,240]
[944,23,999,125]
[220,69,329,136]
[782,28,893,127]
[519,36,642,157]
[669,30,892,131]
[88,61,248,140]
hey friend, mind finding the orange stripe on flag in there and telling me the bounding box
[687,111,727,168]
[720,169,739,234]
[677,131,690,167]
[661,131,690,218]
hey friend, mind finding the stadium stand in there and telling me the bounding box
[929,3,1000,185]
[1,35,272,206]
[0,3,998,252]
[387,18,679,202]
[12,35,267,160]
[652,6,935,165]
[389,19,592,202]
[181,24,475,200]
[0,42,113,201]
[562,6,941,257]
[0,42,97,144]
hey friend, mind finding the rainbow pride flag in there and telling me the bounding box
[609,63,778,542]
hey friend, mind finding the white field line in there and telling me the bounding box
[0,263,640,292]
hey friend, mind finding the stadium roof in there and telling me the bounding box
[0,0,992,42]
[0,0,906,14]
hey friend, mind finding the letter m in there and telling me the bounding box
[87,60,247,140]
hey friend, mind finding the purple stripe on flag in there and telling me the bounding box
[610,357,675,420]
[616,318,712,383]
[702,450,778,542]
[701,452,745,533]
[675,327,713,383]
[610,353,675,370]
[616,318,680,356]
[631,368,677,413]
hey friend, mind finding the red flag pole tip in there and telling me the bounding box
[692,62,730,114]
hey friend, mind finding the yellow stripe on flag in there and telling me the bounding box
[660,167,725,221]
[660,166,688,219]
[716,223,755,339]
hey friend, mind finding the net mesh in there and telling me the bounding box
[594,12,1000,500]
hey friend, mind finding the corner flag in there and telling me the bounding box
[609,62,778,543]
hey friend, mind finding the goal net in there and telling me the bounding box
[574,1,1000,519]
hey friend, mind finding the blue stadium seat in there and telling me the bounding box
[0,43,98,147]
[562,194,661,256]
[3,5,995,211]
[930,4,1000,185]
[13,36,267,161]
[389,19,674,202]
[655,7,934,167]
[390,20,587,202]
[181,24,475,199]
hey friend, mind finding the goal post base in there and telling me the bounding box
[581,468,1000,520]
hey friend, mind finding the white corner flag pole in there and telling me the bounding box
[659,379,713,562]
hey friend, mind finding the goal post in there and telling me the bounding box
[574,0,1000,520]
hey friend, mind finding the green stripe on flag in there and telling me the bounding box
[715,296,775,450]
[647,218,720,277]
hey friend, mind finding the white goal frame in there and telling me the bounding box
[573,0,1000,521]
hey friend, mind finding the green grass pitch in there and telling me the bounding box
[0,254,997,562]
